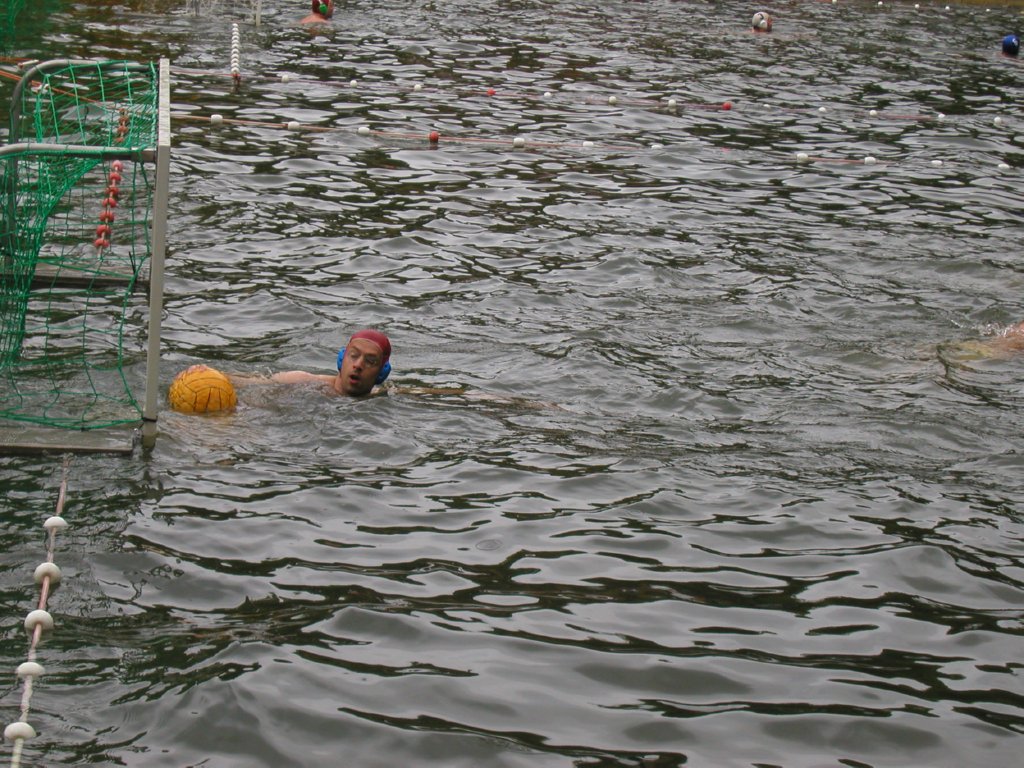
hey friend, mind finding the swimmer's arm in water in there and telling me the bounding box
[227,370,332,386]
[225,371,263,386]
[226,373,551,405]
[269,370,334,385]
[391,384,562,409]
[227,369,386,398]
[391,385,464,396]
[229,373,455,393]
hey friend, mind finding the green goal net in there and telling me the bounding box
[0,59,167,432]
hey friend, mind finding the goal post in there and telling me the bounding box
[141,57,170,450]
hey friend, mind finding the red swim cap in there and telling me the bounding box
[349,329,391,363]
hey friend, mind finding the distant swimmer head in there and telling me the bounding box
[752,12,773,33]
[1002,34,1020,57]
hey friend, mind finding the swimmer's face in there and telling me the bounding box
[335,337,384,396]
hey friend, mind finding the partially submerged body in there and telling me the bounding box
[227,327,558,408]
[230,329,390,398]
[939,320,1024,363]
[300,0,334,24]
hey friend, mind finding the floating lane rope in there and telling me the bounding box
[4,457,71,768]
[170,4,1022,122]
[167,58,1015,130]
[230,22,241,84]
[170,103,1017,174]
[171,56,1021,132]
[166,17,1018,171]
[176,111,643,153]
[169,63,740,114]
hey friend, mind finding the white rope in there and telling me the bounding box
[4,456,71,768]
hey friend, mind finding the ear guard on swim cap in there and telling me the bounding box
[319,2,329,15]
[338,348,391,384]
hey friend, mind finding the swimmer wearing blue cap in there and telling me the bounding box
[272,329,391,396]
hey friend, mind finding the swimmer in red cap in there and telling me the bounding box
[224,328,563,406]
[301,0,334,24]
[234,329,391,397]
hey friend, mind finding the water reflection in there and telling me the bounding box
[3,1,1024,766]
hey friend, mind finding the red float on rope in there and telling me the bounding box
[93,161,124,250]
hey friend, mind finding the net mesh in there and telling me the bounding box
[0,0,25,55]
[0,60,159,429]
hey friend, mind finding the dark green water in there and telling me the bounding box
[2,1,1023,766]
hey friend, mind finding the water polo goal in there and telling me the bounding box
[0,57,170,453]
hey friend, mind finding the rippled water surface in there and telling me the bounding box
[2,1,1024,766]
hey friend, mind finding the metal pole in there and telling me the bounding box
[141,58,170,450]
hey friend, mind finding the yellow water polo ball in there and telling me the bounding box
[168,365,237,414]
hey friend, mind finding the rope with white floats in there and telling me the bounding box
[167,19,1017,174]
[4,457,71,768]
[230,22,241,85]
